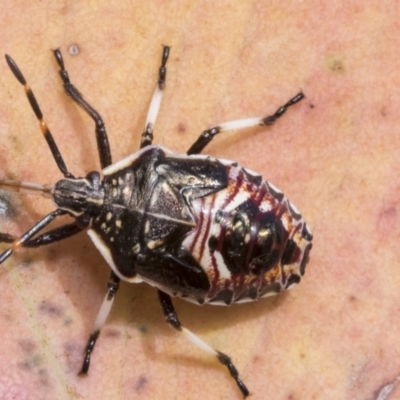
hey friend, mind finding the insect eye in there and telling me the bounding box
[85,171,101,186]
[76,213,91,229]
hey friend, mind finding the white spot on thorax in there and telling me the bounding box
[147,239,164,249]
[144,221,150,234]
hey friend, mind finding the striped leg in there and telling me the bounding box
[79,271,120,374]
[187,92,304,155]
[157,290,250,398]
[140,46,170,148]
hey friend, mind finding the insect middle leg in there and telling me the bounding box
[140,46,170,148]
[157,290,250,398]
[52,50,112,169]
[79,271,120,374]
[187,92,304,155]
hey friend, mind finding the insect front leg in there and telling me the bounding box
[157,290,250,398]
[0,221,83,247]
[79,271,120,375]
[52,49,112,169]
[140,45,170,148]
[187,92,304,155]
[0,209,66,264]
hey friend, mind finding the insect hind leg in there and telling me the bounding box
[157,290,250,398]
[79,271,120,375]
[140,46,170,148]
[187,92,304,155]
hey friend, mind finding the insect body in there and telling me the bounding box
[0,46,312,398]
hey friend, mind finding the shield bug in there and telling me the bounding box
[0,46,312,398]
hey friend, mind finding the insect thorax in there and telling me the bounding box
[86,146,227,286]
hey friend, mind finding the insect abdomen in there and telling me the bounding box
[182,162,313,305]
